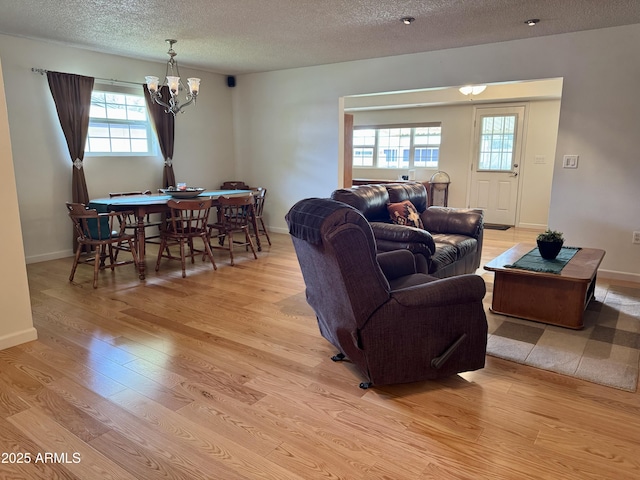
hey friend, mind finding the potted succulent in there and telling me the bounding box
[537,229,564,260]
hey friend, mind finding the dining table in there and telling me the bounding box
[89,189,257,279]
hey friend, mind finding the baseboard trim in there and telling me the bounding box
[26,250,73,264]
[598,269,640,284]
[516,222,546,230]
[270,226,288,235]
[0,328,38,350]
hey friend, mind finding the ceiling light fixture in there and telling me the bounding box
[525,18,540,26]
[459,85,487,96]
[145,39,200,117]
[401,17,415,25]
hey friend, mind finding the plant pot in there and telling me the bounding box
[537,240,563,260]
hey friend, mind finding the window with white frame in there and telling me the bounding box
[353,124,441,169]
[85,85,155,156]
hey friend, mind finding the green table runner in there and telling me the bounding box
[504,246,580,274]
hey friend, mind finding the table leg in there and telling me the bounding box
[251,211,262,252]
[136,214,147,279]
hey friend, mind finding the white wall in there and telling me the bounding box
[233,24,640,280]
[0,34,235,263]
[518,100,561,229]
[0,56,37,349]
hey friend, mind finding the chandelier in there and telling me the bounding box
[145,39,200,116]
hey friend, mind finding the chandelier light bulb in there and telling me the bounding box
[145,76,159,94]
[187,77,201,95]
[166,76,180,95]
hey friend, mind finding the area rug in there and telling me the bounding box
[483,278,640,392]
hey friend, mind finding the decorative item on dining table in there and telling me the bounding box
[160,185,205,198]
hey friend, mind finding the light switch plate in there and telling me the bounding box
[563,155,579,168]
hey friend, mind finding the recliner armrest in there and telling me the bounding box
[391,274,486,308]
[377,250,417,280]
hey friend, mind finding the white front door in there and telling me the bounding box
[468,106,526,226]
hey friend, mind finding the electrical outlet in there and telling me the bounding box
[633,231,640,244]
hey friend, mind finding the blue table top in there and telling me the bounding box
[89,189,253,207]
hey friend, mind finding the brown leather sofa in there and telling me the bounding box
[331,182,484,278]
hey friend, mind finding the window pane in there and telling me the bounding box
[129,125,147,139]
[89,103,107,118]
[414,147,439,168]
[353,148,374,167]
[105,93,126,105]
[377,128,409,168]
[127,95,146,107]
[111,138,130,152]
[128,105,146,121]
[354,129,376,146]
[109,125,130,138]
[414,126,441,146]
[88,137,111,152]
[91,92,105,103]
[88,122,109,137]
[131,139,148,152]
[106,103,127,120]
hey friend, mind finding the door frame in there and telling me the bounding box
[466,102,529,226]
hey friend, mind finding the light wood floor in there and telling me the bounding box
[3,228,639,479]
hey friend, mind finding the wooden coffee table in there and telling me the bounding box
[484,243,605,329]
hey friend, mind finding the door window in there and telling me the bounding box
[477,114,517,171]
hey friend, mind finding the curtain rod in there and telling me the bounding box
[31,68,142,87]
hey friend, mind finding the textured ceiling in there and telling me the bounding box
[0,0,639,75]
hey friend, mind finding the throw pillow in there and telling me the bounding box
[387,200,424,229]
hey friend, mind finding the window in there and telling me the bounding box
[85,87,155,156]
[477,115,517,171]
[353,124,441,169]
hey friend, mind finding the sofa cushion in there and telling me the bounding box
[387,200,424,229]
[421,206,483,237]
[431,233,478,259]
[428,243,459,274]
[386,182,428,213]
[331,184,390,223]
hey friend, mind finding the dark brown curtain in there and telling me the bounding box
[144,85,176,188]
[46,71,94,204]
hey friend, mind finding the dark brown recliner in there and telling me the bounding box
[286,198,488,388]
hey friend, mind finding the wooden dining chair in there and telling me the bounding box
[251,187,271,247]
[155,199,217,278]
[207,194,258,266]
[109,190,163,249]
[219,181,251,190]
[66,202,139,288]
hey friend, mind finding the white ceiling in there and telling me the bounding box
[0,0,639,75]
